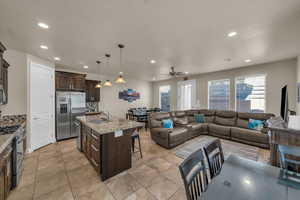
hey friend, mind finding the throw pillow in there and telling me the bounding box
[248,119,264,131]
[194,114,205,123]
[162,119,173,129]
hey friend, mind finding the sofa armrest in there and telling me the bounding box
[151,128,172,138]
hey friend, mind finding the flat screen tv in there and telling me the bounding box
[280,85,289,122]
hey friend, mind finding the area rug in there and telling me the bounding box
[175,135,260,161]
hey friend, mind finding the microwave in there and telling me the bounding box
[0,85,7,105]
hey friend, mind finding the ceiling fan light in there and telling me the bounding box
[104,80,112,87]
[115,75,126,84]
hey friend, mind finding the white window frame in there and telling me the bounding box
[235,74,267,112]
[208,79,230,110]
[159,85,171,111]
[177,79,196,110]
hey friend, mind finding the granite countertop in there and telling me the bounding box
[76,114,144,135]
[0,114,26,128]
[0,114,27,155]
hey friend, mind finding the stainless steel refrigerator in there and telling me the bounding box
[56,91,86,141]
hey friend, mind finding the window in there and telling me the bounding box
[235,75,266,113]
[177,80,196,110]
[159,85,171,112]
[208,79,230,110]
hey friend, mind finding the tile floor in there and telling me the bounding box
[8,130,269,200]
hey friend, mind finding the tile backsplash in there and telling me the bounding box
[86,102,99,113]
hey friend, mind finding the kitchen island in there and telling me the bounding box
[76,114,144,181]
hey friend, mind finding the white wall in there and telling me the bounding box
[153,58,297,116]
[1,49,27,115]
[55,68,153,118]
[297,56,300,114]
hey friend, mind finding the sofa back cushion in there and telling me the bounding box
[198,109,216,123]
[185,110,199,123]
[149,112,171,128]
[237,112,275,129]
[214,110,237,126]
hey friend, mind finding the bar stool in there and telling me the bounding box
[132,130,143,158]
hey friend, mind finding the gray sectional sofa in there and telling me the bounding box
[149,109,274,149]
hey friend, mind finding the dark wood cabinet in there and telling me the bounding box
[0,42,9,105]
[55,71,86,91]
[85,80,100,102]
[0,143,13,200]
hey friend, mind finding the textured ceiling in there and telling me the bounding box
[0,0,300,81]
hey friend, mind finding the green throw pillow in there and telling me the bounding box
[194,114,205,123]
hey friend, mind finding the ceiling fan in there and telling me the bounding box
[160,66,187,78]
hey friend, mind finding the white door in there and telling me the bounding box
[30,62,55,151]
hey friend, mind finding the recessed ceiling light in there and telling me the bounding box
[185,72,189,74]
[54,57,61,61]
[245,59,252,63]
[83,65,89,69]
[150,60,156,64]
[38,22,49,29]
[152,77,156,81]
[227,31,237,37]
[40,45,48,50]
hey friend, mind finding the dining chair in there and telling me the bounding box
[179,148,209,200]
[203,139,224,179]
[278,144,300,174]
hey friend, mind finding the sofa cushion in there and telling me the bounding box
[205,116,215,123]
[188,122,208,131]
[173,117,188,126]
[208,123,231,137]
[215,116,236,126]
[238,112,275,121]
[169,128,188,143]
[231,127,268,144]
[153,112,171,120]
[216,110,236,118]
[236,118,249,129]
[150,119,162,128]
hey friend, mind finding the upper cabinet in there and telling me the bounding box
[55,71,86,91]
[0,42,9,105]
[85,80,100,102]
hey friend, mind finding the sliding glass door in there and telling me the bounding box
[159,85,171,112]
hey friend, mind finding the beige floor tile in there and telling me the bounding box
[35,171,69,197]
[34,184,74,200]
[17,173,35,189]
[7,184,34,200]
[78,183,115,200]
[106,173,142,200]
[162,153,183,166]
[129,164,160,188]
[147,176,180,200]
[124,188,156,200]
[169,187,187,200]
[160,167,183,185]
[147,158,172,172]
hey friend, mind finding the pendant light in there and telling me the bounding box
[104,54,112,87]
[115,44,126,84]
[95,60,102,88]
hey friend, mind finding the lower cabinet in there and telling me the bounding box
[0,144,12,200]
[81,125,101,174]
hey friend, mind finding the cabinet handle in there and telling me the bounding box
[91,144,99,152]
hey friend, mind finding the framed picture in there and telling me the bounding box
[297,82,300,103]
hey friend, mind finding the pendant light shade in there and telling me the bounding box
[95,81,102,88]
[104,54,112,87]
[115,44,126,84]
[104,80,112,87]
[115,72,126,84]
[95,60,102,88]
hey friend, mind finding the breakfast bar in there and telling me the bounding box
[76,114,143,181]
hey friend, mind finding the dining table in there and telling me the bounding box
[201,155,300,200]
